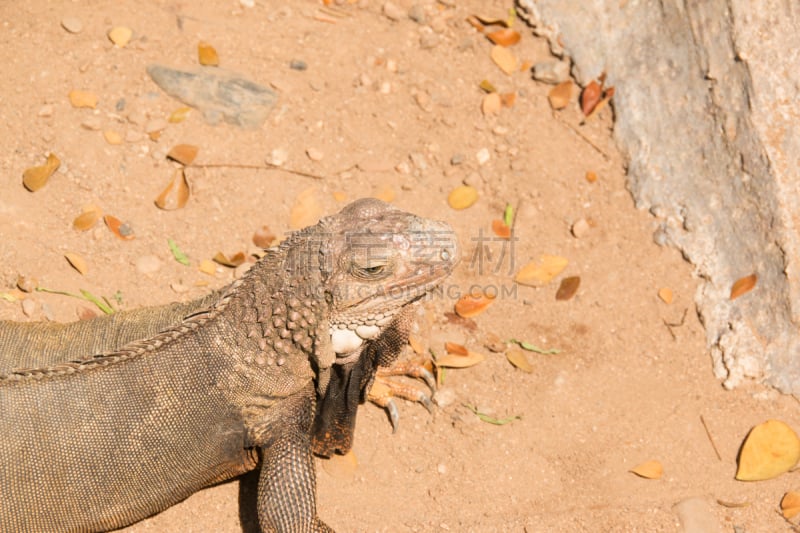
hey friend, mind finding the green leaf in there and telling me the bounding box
[0,292,17,302]
[79,289,115,315]
[509,338,561,354]
[168,238,190,265]
[503,204,514,227]
[463,404,521,425]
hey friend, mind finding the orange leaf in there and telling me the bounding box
[555,276,580,301]
[22,153,60,192]
[445,342,469,356]
[68,90,98,109]
[630,460,663,479]
[454,290,495,318]
[104,214,135,240]
[730,274,757,300]
[198,41,219,66]
[154,168,190,210]
[581,80,603,116]
[487,28,520,47]
[658,287,673,304]
[212,251,246,267]
[64,253,88,275]
[436,350,485,368]
[500,92,516,108]
[548,81,572,110]
[167,144,199,166]
[781,492,800,519]
[491,219,511,239]
[585,170,598,183]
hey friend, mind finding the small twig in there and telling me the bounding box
[552,112,611,161]
[663,307,688,341]
[189,163,324,180]
[700,415,722,461]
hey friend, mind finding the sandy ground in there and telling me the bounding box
[2,1,799,532]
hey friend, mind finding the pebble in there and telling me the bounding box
[419,33,440,50]
[673,498,722,533]
[127,110,147,126]
[382,1,405,21]
[476,147,491,166]
[433,388,456,408]
[409,152,427,170]
[533,60,571,84]
[357,155,394,173]
[61,17,83,34]
[450,153,465,165]
[571,218,590,238]
[240,0,255,6]
[144,118,167,134]
[268,147,289,167]
[136,255,162,274]
[436,463,447,475]
[115,98,126,112]
[125,130,143,143]
[289,59,307,71]
[378,81,391,94]
[21,298,36,318]
[38,104,53,118]
[81,116,102,130]
[408,4,427,24]
[306,147,324,161]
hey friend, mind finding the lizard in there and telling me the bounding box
[0,198,459,532]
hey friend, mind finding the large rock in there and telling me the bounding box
[519,1,800,393]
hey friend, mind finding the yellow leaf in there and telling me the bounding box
[103,130,123,145]
[168,107,192,123]
[322,450,358,479]
[736,419,800,481]
[447,185,478,210]
[198,260,216,276]
[436,351,485,368]
[515,255,569,286]
[68,90,98,108]
[72,206,103,231]
[167,144,199,166]
[630,460,663,479]
[107,26,132,47]
[490,44,518,75]
[658,287,673,304]
[198,41,219,66]
[154,168,190,210]
[64,253,88,275]
[22,153,61,192]
[781,491,800,519]
[290,188,321,229]
[506,349,533,373]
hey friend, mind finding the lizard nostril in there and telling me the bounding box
[440,248,451,261]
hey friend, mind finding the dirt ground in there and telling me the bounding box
[2,1,800,532]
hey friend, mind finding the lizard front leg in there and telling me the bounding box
[252,385,333,533]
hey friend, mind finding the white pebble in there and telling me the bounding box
[476,148,490,166]
[571,218,590,238]
[268,147,289,167]
[61,17,83,34]
[382,1,405,21]
[136,255,162,274]
[306,147,324,161]
[21,299,36,317]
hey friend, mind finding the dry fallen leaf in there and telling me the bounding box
[22,153,60,192]
[372,186,395,203]
[583,92,613,122]
[155,168,190,210]
[103,130,123,145]
[630,460,663,479]
[68,90,98,109]
[436,350,485,368]
[198,41,219,66]
[490,45,519,75]
[290,188,322,229]
[72,206,103,231]
[506,349,533,373]
[730,273,757,300]
[167,144,199,166]
[548,81,573,110]
[454,290,495,318]
[781,491,800,519]
[64,253,88,275]
[213,251,246,268]
[487,28,521,47]
[252,226,276,248]
[581,79,603,116]
[322,450,358,479]
[736,419,800,481]
[168,107,192,123]
[658,287,673,304]
[556,276,580,301]
[500,92,516,108]
[198,260,217,276]
[447,185,478,210]
[445,341,469,356]
[332,191,347,203]
[481,92,502,115]
[107,26,132,47]
[515,255,569,286]
[104,214,135,240]
[408,335,426,356]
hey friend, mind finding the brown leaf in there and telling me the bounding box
[198,41,219,66]
[630,460,663,479]
[515,255,569,286]
[290,188,322,229]
[548,81,573,110]
[491,219,511,239]
[736,419,800,481]
[583,94,612,122]
[658,287,673,304]
[730,273,757,300]
[68,90,98,109]
[252,226,276,248]
[454,290,495,318]
[481,93,502,115]
[479,79,497,93]
[444,342,469,356]
[506,349,533,373]
[781,491,800,519]
[490,45,518,75]
[487,28,520,46]
[104,214,135,240]
[155,168,190,210]
[447,185,478,210]
[213,251,246,268]
[73,206,103,231]
[556,276,580,301]
[436,351,485,368]
[167,144,199,166]
[500,92,516,108]
[581,80,603,116]
[22,153,61,192]
[64,253,88,275]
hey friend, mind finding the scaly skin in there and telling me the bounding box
[0,199,459,533]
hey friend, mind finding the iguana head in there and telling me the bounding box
[310,198,459,456]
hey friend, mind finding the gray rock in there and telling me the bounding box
[146,64,277,129]
[518,0,800,393]
[673,498,722,533]
[532,59,571,84]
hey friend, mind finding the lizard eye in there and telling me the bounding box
[350,260,392,280]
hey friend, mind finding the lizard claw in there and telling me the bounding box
[367,359,435,432]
